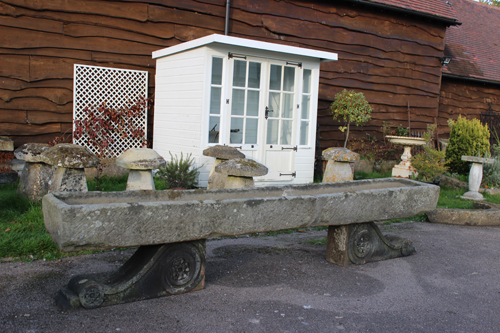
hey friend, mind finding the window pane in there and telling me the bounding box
[268,92,280,118]
[209,116,220,143]
[230,117,243,144]
[301,95,310,119]
[233,60,247,87]
[266,119,279,144]
[269,65,282,91]
[283,93,294,118]
[211,57,223,85]
[210,87,221,115]
[281,120,292,145]
[247,90,259,117]
[300,121,309,145]
[248,62,261,88]
[283,66,295,92]
[245,118,258,144]
[231,89,245,116]
[303,69,311,93]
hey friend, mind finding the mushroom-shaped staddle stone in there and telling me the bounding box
[215,158,268,189]
[116,148,166,190]
[203,145,246,190]
[14,143,54,201]
[40,144,99,193]
[203,145,245,160]
[322,147,359,183]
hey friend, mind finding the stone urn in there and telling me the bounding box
[386,136,426,178]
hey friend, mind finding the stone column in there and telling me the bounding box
[460,156,494,201]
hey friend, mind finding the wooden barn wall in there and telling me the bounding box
[438,77,500,138]
[0,0,447,148]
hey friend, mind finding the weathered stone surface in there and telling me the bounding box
[461,156,494,164]
[127,170,155,190]
[11,159,26,175]
[17,162,56,202]
[322,147,359,162]
[116,148,166,170]
[225,175,254,189]
[214,158,268,177]
[323,160,353,182]
[49,167,88,193]
[0,136,14,151]
[203,145,245,160]
[42,178,440,252]
[427,207,500,226]
[14,143,51,163]
[85,158,129,179]
[41,144,99,168]
[461,162,486,201]
[207,159,226,190]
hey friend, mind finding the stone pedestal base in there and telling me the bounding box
[326,222,416,267]
[461,191,484,201]
[49,167,88,192]
[17,162,55,201]
[55,240,206,310]
[207,158,227,190]
[127,170,155,190]
[323,161,353,182]
[225,175,254,188]
[391,163,418,178]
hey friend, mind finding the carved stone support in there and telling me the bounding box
[55,240,206,310]
[326,222,415,266]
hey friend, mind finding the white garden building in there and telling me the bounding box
[152,34,337,187]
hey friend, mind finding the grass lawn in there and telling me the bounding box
[1,174,499,261]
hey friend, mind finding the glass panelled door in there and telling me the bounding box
[228,58,262,158]
[260,63,298,181]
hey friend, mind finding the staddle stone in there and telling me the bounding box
[322,148,359,183]
[40,144,99,168]
[204,146,246,189]
[15,143,51,163]
[215,158,268,189]
[116,148,166,190]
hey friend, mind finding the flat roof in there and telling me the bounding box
[152,34,338,63]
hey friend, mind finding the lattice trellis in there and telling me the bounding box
[73,64,148,158]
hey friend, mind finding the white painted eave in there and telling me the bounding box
[152,34,338,63]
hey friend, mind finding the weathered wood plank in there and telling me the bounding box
[0,13,64,33]
[0,87,72,105]
[148,5,224,30]
[91,52,157,68]
[0,77,74,90]
[1,0,148,21]
[0,47,92,61]
[28,110,73,124]
[0,54,29,80]
[0,122,61,135]
[0,98,72,113]
[0,109,26,123]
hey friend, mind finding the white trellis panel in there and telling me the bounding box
[73,64,148,158]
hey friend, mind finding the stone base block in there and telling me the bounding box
[391,164,417,178]
[55,240,206,310]
[17,162,55,202]
[326,222,416,267]
[49,167,88,192]
[207,159,227,190]
[127,170,155,190]
[323,161,353,182]
[461,191,484,201]
[225,175,254,188]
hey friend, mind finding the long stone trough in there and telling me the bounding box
[42,178,439,309]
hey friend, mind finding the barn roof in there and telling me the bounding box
[350,0,458,24]
[443,0,500,84]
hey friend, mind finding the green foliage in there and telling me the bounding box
[354,170,391,180]
[155,152,201,189]
[445,116,490,174]
[412,146,448,182]
[394,126,409,137]
[483,144,500,188]
[329,89,372,148]
[479,0,500,6]
[437,187,474,209]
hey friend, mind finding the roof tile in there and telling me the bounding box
[360,0,457,21]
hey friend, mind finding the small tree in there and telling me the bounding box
[329,89,372,148]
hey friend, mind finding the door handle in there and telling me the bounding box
[265,106,273,120]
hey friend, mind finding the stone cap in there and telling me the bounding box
[14,143,51,162]
[0,136,14,152]
[461,156,495,164]
[215,158,268,177]
[203,145,245,160]
[116,148,166,170]
[322,147,359,162]
[40,144,99,168]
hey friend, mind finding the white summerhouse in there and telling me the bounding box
[152,34,337,187]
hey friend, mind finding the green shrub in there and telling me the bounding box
[411,145,448,182]
[445,116,490,174]
[155,152,201,189]
[483,144,500,188]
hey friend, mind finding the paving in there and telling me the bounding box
[1,221,500,332]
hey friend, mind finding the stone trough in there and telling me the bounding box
[42,178,439,309]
